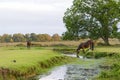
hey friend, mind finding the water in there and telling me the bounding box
[33,54,100,80]
[63,53,84,59]
[38,64,99,80]
[64,65,99,80]
[39,65,67,80]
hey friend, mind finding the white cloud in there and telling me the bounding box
[0,0,73,35]
[0,2,55,12]
[0,0,72,12]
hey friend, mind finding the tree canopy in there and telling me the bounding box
[63,0,120,45]
[0,33,61,42]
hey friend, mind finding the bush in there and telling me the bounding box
[94,52,108,59]
[100,71,110,78]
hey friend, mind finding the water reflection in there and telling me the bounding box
[64,53,84,59]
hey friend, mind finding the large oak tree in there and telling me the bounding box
[63,0,120,45]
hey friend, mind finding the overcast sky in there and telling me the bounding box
[0,0,73,35]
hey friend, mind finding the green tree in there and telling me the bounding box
[63,0,120,45]
[0,35,1,42]
[30,33,38,41]
[0,34,12,42]
[25,33,31,41]
[62,32,75,40]
[13,33,25,42]
[52,34,61,41]
[37,34,51,42]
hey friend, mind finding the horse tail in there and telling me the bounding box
[91,42,94,51]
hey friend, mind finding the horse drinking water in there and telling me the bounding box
[76,40,94,58]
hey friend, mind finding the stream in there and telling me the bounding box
[31,54,101,80]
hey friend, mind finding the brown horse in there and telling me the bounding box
[76,40,94,58]
[27,41,31,49]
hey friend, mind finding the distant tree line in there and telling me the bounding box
[0,33,61,42]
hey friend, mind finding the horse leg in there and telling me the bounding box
[86,48,89,52]
[82,49,86,58]
[76,50,79,58]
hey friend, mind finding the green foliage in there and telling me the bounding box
[37,34,52,42]
[63,0,120,45]
[30,33,38,41]
[13,33,26,42]
[94,52,108,59]
[0,34,12,42]
[98,53,120,80]
[62,31,78,40]
[0,33,61,42]
[52,33,61,41]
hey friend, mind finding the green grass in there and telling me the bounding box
[0,46,74,80]
[0,45,120,80]
[94,56,120,80]
[94,46,120,53]
[53,45,120,80]
[93,46,120,80]
[0,46,77,80]
[0,47,60,70]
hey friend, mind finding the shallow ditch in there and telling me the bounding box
[65,64,99,80]
[31,54,102,80]
[35,64,99,80]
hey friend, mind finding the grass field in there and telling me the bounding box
[0,39,120,80]
[0,46,75,80]
[0,47,59,70]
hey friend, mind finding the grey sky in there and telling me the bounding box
[0,0,73,35]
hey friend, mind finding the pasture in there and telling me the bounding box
[0,39,120,80]
[0,47,60,69]
[0,47,74,79]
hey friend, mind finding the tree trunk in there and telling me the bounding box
[102,37,110,45]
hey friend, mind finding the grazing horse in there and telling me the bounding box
[76,40,94,58]
[27,41,31,49]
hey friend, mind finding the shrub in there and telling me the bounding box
[94,52,108,59]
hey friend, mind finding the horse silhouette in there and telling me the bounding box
[76,40,94,58]
[27,41,31,49]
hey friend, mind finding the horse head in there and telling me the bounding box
[87,40,94,51]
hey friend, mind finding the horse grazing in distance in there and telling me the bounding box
[76,40,94,58]
[27,41,31,49]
